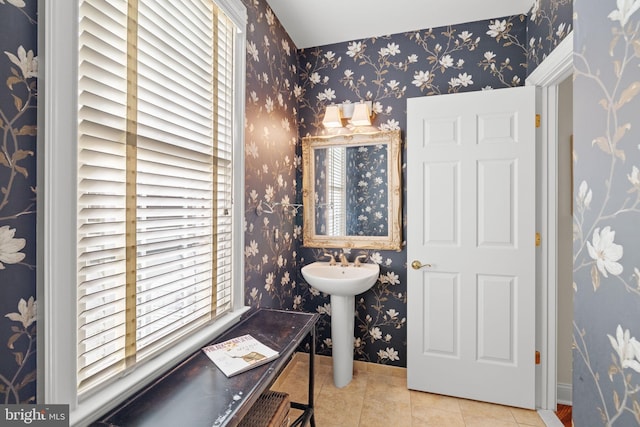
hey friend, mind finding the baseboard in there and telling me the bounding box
[538,409,565,427]
[557,382,572,405]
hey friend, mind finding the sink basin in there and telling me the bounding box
[301,261,380,388]
[301,262,380,296]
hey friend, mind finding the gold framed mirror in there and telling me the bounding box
[301,130,402,250]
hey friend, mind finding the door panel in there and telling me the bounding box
[407,86,536,409]
[424,162,459,246]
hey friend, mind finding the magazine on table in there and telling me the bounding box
[202,334,280,377]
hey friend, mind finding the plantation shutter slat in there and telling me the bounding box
[77,0,236,393]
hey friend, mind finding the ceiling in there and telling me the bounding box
[265,0,534,49]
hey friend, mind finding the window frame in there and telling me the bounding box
[38,0,247,425]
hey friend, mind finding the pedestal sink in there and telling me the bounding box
[301,261,380,388]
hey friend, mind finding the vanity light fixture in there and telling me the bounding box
[350,101,372,126]
[322,104,343,128]
[322,100,373,128]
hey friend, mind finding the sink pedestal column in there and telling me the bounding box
[330,294,355,388]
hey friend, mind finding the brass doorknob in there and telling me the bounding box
[411,260,432,270]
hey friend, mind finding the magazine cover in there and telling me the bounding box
[202,334,279,377]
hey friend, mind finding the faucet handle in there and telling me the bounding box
[354,255,368,267]
[323,252,336,266]
[339,253,349,266]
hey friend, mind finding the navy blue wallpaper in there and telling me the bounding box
[527,0,573,73]
[242,0,302,312]
[0,0,38,404]
[295,15,529,365]
[573,0,640,424]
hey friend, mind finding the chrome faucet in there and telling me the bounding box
[339,253,349,267]
[323,252,336,266]
[354,255,368,267]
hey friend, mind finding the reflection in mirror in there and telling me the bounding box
[302,130,402,250]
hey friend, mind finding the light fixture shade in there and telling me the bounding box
[350,102,372,126]
[322,105,343,128]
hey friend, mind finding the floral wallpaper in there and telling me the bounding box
[572,0,640,425]
[242,0,302,312]
[312,147,328,235]
[527,0,573,72]
[294,15,529,365]
[0,0,38,405]
[345,145,389,237]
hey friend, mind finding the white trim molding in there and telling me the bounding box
[39,0,249,425]
[526,31,574,411]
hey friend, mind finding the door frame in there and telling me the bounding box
[525,32,573,411]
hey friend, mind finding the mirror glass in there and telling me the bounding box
[302,130,402,250]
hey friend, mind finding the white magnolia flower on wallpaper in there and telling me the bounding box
[346,41,363,58]
[317,303,331,315]
[281,39,291,56]
[484,51,497,62]
[458,31,473,42]
[578,180,593,209]
[608,324,640,373]
[4,45,37,79]
[530,0,540,20]
[5,297,36,331]
[0,225,26,269]
[387,80,400,90]
[487,19,507,38]
[386,309,399,319]
[264,272,274,292]
[378,347,399,361]
[370,327,382,340]
[379,43,400,57]
[0,0,26,8]
[247,41,259,62]
[628,165,640,189]
[608,0,640,26]
[457,72,473,87]
[379,119,400,131]
[309,72,321,85]
[317,88,336,102]
[370,252,383,264]
[245,240,259,257]
[412,70,431,88]
[439,54,454,68]
[587,226,624,277]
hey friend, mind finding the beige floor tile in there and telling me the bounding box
[364,374,411,404]
[459,399,517,422]
[272,355,551,427]
[411,407,466,426]
[314,390,364,427]
[509,407,546,426]
[462,415,520,427]
[359,399,412,427]
[410,390,462,414]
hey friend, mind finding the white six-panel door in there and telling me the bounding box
[406,86,536,409]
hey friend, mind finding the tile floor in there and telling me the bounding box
[271,353,547,427]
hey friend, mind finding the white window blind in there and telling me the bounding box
[326,147,345,236]
[77,0,235,393]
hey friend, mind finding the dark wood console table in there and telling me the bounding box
[93,308,319,427]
